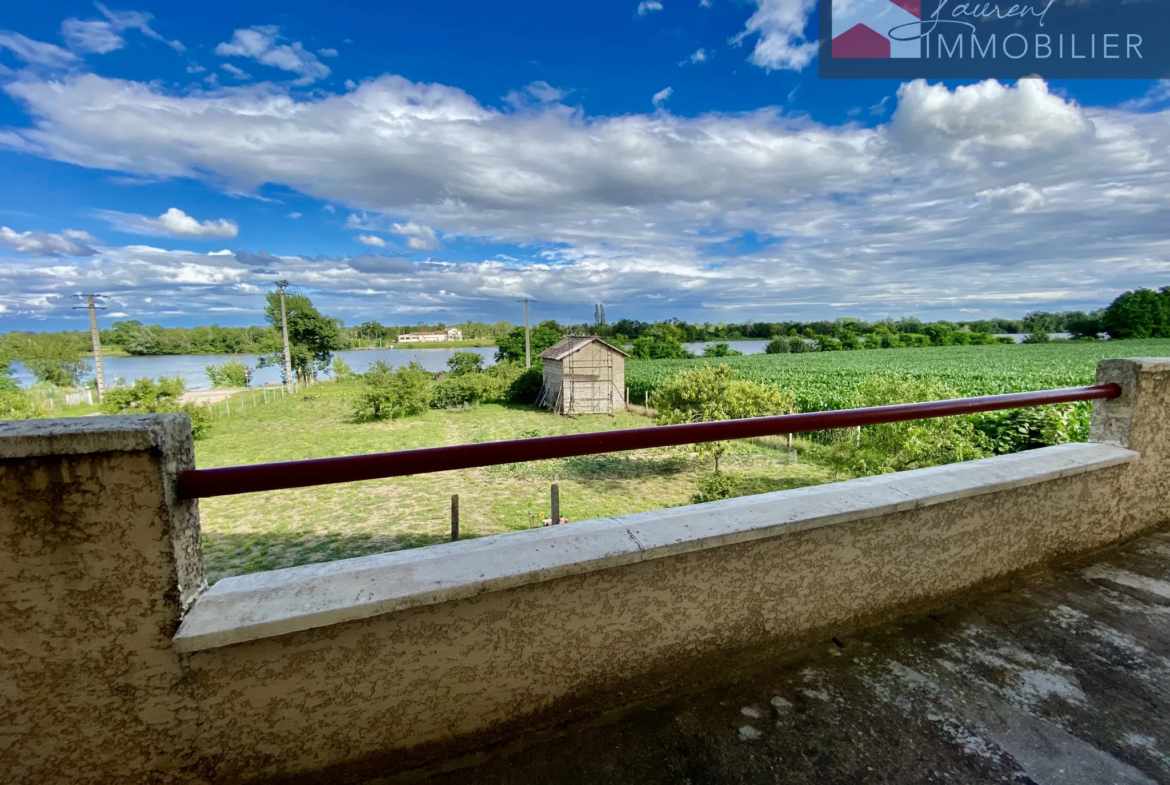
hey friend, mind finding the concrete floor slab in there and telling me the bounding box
[407,529,1170,785]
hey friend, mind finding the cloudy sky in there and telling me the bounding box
[1,1,1168,330]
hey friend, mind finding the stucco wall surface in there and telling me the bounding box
[1,359,1168,785]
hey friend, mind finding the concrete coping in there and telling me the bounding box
[174,441,1138,653]
[0,414,189,460]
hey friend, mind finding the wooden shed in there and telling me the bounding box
[537,336,630,415]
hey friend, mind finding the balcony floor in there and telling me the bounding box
[414,528,1170,785]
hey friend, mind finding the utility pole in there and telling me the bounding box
[518,297,532,368]
[274,280,293,384]
[73,294,107,402]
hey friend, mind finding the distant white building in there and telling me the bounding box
[397,327,464,344]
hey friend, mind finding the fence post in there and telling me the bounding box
[251,390,256,407]
[451,494,459,542]
[550,483,560,524]
[787,432,793,450]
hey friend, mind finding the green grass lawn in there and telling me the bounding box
[197,382,843,583]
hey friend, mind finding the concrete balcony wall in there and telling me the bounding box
[2,358,1168,784]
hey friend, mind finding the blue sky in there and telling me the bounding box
[1,1,1168,330]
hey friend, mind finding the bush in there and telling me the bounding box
[447,351,485,376]
[352,361,431,420]
[629,335,693,360]
[975,404,1086,454]
[430,375,485,409]
[205,359,252,388]
[809,375,988,475]
[507,367,544,405]
[0,389,40,420]
[101,376,211,439]
[481,361,524,401]
[702,342,743,358]
[692,471,738,504]
[1023,331,1051,344]
[331,356,353,381]
[653,364,794,472]
[765,337,814,354]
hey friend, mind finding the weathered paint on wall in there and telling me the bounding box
[1,359,1168,784]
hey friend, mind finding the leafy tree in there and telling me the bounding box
[0,389,39,420]
[101,377,211,439]
[1101,287,1170,339]
[352,361,431,420]
[702,342,743,358]
[1023,331,1050,344]
[205,359,252,388]
[630,333,693,360]
[1065,312,1103,340]
[0,359,16,392]
[262,291,344,382]
[331,356,353,381]
[447,351,485,376]
[653,364,794,472]
[495,320,566,363]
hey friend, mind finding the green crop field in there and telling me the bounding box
[626,339,1170,412]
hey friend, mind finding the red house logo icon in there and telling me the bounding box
[831,0,922,59]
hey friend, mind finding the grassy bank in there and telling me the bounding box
[195,381,841,583]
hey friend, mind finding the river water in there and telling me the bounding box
[8,340,777,390]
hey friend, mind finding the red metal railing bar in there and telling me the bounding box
[177,383,1120,500]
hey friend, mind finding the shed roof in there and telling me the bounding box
[538,336,631,361]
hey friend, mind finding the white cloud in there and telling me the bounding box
[97,207,239,239]
[682,48,709,65]
[186,63,206,74]
[357,234,386,248]
[0,226,97,256]
[288,211,303,219]
[976,183,1046,214]
[0,31,78,67]
[221,63,251,80]
[730,0,817,71]
[61,19,124,54]
[637,1,664,15]
[699,0,712,6]
[215,26,330,84]
[60,5,183,56]
[3,73,1170,322]
[318,48,338,57]
[390,221,438,250]
[652,86,673,107]
[1120,81,1170,112]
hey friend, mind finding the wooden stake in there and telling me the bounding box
[787,432,793,449]
[451,494,459,542]
[551,483,560,524]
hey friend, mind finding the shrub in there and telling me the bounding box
[0,389,40,420]
[507,367,544,404]
[702,342,742,358]
[692,471,738,504]
[331,356,353,381]
[205,359,252,388]
[975,404,1086,454]
[629,335,693,360]
[430,375,485,409]
[102,376,211,439]
[481,361,524,401]
[352,361,431,420]
[653,364,794,472]
[810,375,988,475]
[1023,331,1051,344]
[766,337,814,354]
[447,351,485,376]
